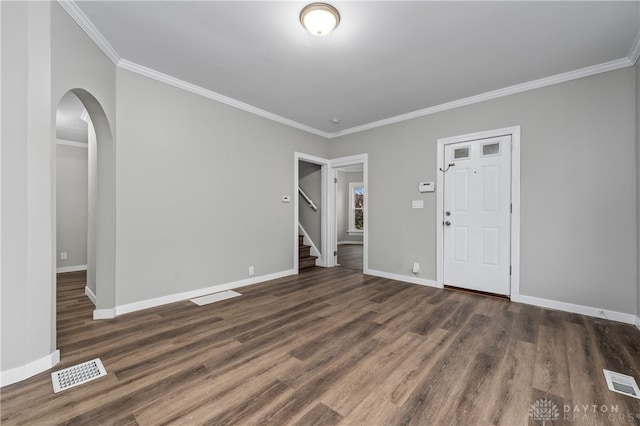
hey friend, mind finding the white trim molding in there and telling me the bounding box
[58,0,636,140]
[366,269,438,289]
[56,139,88,149]
[0,350,60,388]
[436,126,521,299]
[295,152,332,270]
[56,0,120,64]
[328,154,369,271]
[56,264,87,273]
[93,269,295,320]
[118,60,330,138]
[85,286,97,306]
[636,316,640,332]
[629,31,640,65]
[298,223,321,263]
[516,294,638,326]
[330,58,632,138]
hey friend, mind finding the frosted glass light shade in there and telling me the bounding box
[300,3,340,36]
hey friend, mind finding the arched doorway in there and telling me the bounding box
[55,89,116,320]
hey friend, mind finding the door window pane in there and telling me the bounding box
[482,143,500,156]
[454,147,469,159]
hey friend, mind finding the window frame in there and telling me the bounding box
[348,182,364,234]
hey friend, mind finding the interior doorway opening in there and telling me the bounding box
[54,88,116,325]
[293,153,368,274]
[328,154,368,272]
[333,164,364,272]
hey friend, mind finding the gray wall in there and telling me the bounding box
[298,161,322,250]
[337,171,364,243]
[52,2,118,312]
[1,1,55,375]
[329,67,637,315]
[1,1,117,377]
[56,144,88,268]
[114,68,327,305]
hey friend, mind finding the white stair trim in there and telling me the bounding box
[298,224,321,263]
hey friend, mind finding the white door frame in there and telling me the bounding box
[436,126,521,300]
[293,152,368,272]
[294,152,330,272]
[327,154,368,270]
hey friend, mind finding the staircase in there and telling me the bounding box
[299,235,317,271]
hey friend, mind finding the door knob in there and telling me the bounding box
[444,221,451,226]
[445,211,451,216]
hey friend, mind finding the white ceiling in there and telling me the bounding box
[70,1,640,136]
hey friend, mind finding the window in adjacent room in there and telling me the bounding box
[348,182,364,234]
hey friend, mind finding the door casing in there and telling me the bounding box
[293,152,368,272]
[436,126,521,300]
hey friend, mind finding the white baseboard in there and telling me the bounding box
[337,241,364,245]
[636,316,640,331]
[93,269,296,320]
[93,308,116,320]
[515,294,638,326]
[365,268,439,288]
[0,350,60,388]
[56,264,87,273]
[84,286,97,306]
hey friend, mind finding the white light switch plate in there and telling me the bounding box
[412,200,424,209]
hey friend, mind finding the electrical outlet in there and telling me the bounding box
[412,262,419,274]
[60,252,68,260]
[248,266,254,276]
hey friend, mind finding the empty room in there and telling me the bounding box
[2,1,640,424]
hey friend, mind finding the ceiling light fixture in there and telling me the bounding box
[300,3,340,36]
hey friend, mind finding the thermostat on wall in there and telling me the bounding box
[418,182,434,193]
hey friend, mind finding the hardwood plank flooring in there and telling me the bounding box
[2,268,640,425]
[337,244,363,271]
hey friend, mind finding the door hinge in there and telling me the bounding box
[334,250,338,256]
[510,203,512,213]
[510,266,512,275]
[334,177,338,183]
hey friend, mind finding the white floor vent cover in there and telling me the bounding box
[603,369,640,399]
[191,290,242,306]
[51,358,107,393]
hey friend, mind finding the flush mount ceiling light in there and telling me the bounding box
[300,3,340,36]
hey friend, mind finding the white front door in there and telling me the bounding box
[443,135,511,295]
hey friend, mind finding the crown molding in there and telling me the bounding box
[117,60,331,139]
[629,31,640,65]
[328,57,634,139]
[58,0,637,140]
[56,0,120,64]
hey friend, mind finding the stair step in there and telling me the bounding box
[299,255,317,270]
[299,244,311,257]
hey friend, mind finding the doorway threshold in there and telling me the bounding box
[443,285,510,301]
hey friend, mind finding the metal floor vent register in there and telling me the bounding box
[603,369,640,399]
[51,358,107,393]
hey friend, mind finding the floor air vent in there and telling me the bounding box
[51,358,107,393]
[603,369,640,399]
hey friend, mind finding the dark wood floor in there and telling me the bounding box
[2,268,639,425]
[337,244,363,271]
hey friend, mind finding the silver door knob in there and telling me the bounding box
[444,221,451,226]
